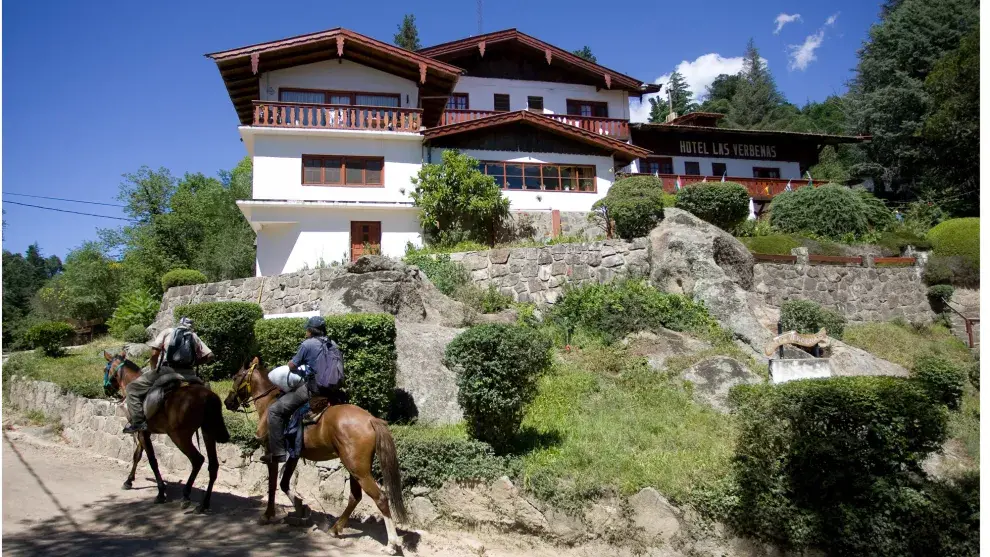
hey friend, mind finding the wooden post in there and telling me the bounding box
[551,210,561,239]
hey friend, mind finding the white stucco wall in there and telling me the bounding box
[431,147,615,212]
[259,59,420,108]
[251,133,423,203]
[251,205,422,275]
[452,77,629,119]
[624,157,802,180]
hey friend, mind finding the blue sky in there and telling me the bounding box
[2,0,882,259]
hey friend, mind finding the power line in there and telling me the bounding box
[4,192,127,208]
[2,200,136,222]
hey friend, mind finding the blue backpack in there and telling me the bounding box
[311,338,344,392]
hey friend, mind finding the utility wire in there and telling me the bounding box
[4,192,127,208]
[2,200,137,222]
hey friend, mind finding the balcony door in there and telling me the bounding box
[351,221,382,262]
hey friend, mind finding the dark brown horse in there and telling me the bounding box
[224,357,407,554]
[103,349,230,512]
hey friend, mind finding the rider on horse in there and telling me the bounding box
[122,316,214,434]
[262,316,344,464]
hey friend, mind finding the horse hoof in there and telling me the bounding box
[121,480,133,491]
[154,495,167,504]
[258,514,276,525]
[181,499,192,509]
[381,543,402,556]
[194,505,210,515]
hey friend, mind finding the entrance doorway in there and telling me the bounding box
[350,221,382,262]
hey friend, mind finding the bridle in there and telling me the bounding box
[232,361,278,414]
[103,356,131,398]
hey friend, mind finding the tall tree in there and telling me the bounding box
[697,73,741,116]
[648,71,696,123]
[572,46,597,63]
[394,14,422,50]
[847,0,978,194]
[726,39,786,129]
[2,244,62,346]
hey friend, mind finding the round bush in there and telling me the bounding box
[122,324,148,343]
[927,218,979,268]
[25,321,75,357]
[926,285,955,313]
[161,269,209,291]
[444,324,553,452]
[780,299,846,339]
[173,302,263,380]
[911,355,966,410]
[591,176,665,239]
[770,184,893,240]
[674,181,750,231]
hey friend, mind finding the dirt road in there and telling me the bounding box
[2,426,611,557]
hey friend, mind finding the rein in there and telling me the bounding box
[233,362,279,414]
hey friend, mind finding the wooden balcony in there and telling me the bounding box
[619,173,830,199]
[252,101,423,132]
[440,109,630,140]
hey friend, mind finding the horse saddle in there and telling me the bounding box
[144,373,204,421]
[302,396,330,426]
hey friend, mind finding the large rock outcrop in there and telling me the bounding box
[648,209,772,351]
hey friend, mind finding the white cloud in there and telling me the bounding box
[787,14,840,71]
[629,53,752,123]
[774,13,802,34]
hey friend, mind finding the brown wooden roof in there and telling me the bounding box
[423,110,652,164]
[418,29,659,96]
[665,112,726,127]
[206,28,464,126]
[630,122,870,144]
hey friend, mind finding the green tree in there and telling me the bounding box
[697,73,741,115]
[571,46,597,63]
[648,71,697,123]
[847,0,978,196]
[57,242,125,322]
[726,39,786,129]
[2,244,62,347]
[393,14,421,50]
[410,150,510,246]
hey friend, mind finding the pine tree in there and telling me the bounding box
[394,14,421,51]
[647,70,696,123]
[572,46,597,63]
[726,39,785,129]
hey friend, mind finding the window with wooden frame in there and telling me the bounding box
[478,161,596,192]
[642,157,674,175]
[446,93,469,110]
[566,99,608,118]
[493,93,511,112]
[527,96,544,111]
[753,167,781,179]
[302,156,384,186]
[279,88,400,107]
[684,161,701,176]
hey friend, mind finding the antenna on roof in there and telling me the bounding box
[477,0,483,35]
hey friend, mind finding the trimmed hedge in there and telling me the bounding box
[911,355,966,410]
[780,299,846,340]
[162,269,209,291]
[591,175,665,239]
[254,313,397,418]
[928,218,979,268]
[728,376,953,554]
[769,184,893,240]
[380,429,514,490]
[675,181,750,231]
[173,302,263,380]
[25,321,75,357]
[444,324,553,452]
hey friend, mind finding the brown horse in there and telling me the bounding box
[103,349,230,512]
[224,357,407,555]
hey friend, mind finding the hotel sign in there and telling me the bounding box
[679,140,778,159]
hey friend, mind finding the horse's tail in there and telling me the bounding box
[203,391,230,444]
[371,418,407,523]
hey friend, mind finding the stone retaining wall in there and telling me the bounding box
[448,238,650,304]
[753,262,933,323]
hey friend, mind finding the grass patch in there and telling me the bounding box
[2,338,134,400]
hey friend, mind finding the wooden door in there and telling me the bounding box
[350,221,382,262]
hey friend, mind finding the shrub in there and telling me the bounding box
[403,251,469,296]
[856,189,897,232]
[675,181,750,231]
[877,224,932,256]
[590,176,665,239]
[780,299,846,339]
[161,269,209,291]
[770,184,893,240]
[728,376,950,553]
[122,324,148,343]
[926,284,955,312]
[254,313,397,418]
[911,355,966,410]
[383,428,513,490]
[968,361,979,390]
[738,234,801,255]
[923,254,980,287]
[445,324,553,451]
[107,289,160,339]
[928,217,979,268]
[173,302,263,380]
[24,321,75,357]
[453,283,513,314]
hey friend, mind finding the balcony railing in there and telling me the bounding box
[618,173,829,198]
[440,109,630,140]
[252,101,423,132]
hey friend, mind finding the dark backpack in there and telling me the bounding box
[165,328,197,369]
[310,338,344,392]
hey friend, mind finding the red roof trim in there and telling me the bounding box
[422,110,652,159]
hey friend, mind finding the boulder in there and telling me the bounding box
[394,322,465,424]
[628,487,682,543]
[408,496,439,525]
[124,342,151,361]
[648,209,772,352]
[827,339,909,377]
[623,329,712,371]
[681,356,763,413]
